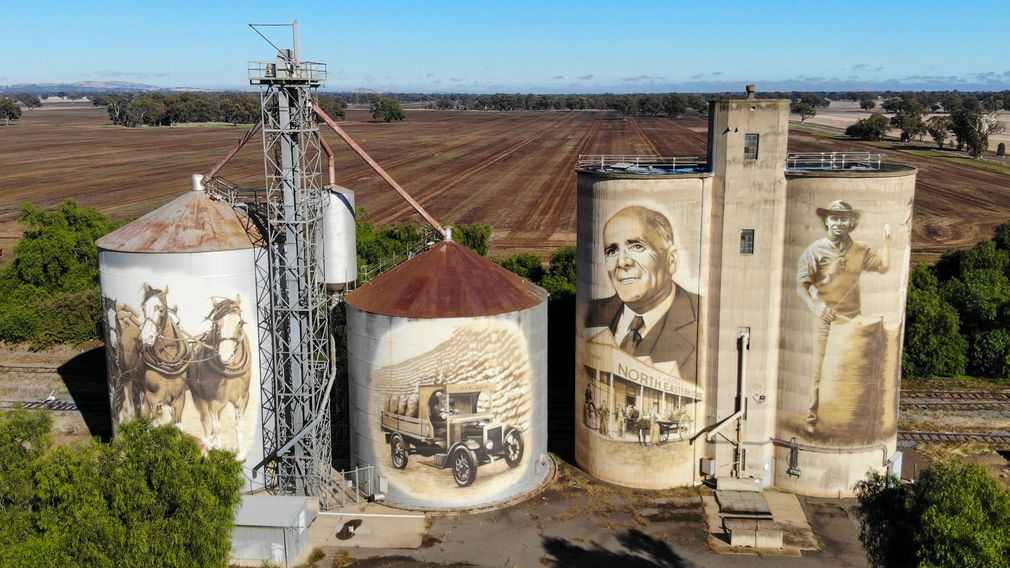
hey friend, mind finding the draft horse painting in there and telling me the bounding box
[139,284,191,425]
[187,296,253,459]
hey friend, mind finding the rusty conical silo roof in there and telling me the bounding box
[347,241,547,318]
[96,190,259,253]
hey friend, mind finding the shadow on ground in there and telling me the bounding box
[57,346,112,441]
[543,528,694,568]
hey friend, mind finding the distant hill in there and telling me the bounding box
[0,81,163,94]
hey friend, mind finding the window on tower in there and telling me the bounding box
[744,133,759,159]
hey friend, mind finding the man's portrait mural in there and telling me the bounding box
[575,182,705,488]
[780,195,912,446]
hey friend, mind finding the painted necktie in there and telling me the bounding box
[620,315,645,353]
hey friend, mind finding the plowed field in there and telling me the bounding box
[0,104,1007,256]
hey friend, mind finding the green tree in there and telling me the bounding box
[790,101,817,122]
[661,93,688,118]
[452,223,493,256]
[498,252,545,282]
[950,103,1006,157]
[888,98,926,142]
[968,328,1010,378]
[370,97,405,122]
[540,246,576,298]
[902,264,966,378]
[609,96,636,119]
[0,414,244,568]
[637,95,662,117]
[859,96,877,111]
[845,113,891,140]
[686,94,708,114]
[926,115,953,149]
[855,462,1010,568]
[998,142,1006,158]
[0,97,23,126]
[7,200,116,292]
[318,95,347,120]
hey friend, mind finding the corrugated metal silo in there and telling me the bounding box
[345,240,550,509]
[575,160,713,489]
[96,178,264,489]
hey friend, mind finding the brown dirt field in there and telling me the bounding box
[0,105,1007,257]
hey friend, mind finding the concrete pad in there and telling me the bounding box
[763,490,819,551]
[309,502,427,549]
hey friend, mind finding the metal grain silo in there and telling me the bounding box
[345,240,549,509]
[774,163,916,497]
[96,176,264,488]
[574,158,713,489]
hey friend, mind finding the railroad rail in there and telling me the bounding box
[901,401,1010,411]
[0,364,60,374]
[898,430,1010,444]
[901,390,1010,401]
[0,399,80,412]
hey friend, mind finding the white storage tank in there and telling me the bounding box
[323,185,357,290]
[96,176,264,489]
[345,240,550,509]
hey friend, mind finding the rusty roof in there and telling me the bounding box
[347,241,547,318]
[96,190,259,253]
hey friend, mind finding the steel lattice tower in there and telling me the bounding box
[248,28,331,498]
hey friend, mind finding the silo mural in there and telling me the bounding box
[346,241,549,509]
[97,186,264,476]
[575,170,711,489]
[776,170,916,495]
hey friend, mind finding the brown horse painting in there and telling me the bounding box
[139,284,191,425]
[187,296,253,459]
[104,295,144,425]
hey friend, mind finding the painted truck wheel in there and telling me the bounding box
[504,429,524,468]
[451,447,477,487]
[390,434,408,469]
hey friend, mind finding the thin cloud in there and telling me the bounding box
[577,74,594,80]
[426,72,436,78]
[552,75,564,80]
[851,63,870,71]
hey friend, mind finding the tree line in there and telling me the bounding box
[91,93,349,127]
[845,95,1006,157]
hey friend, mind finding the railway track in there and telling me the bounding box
[901,390,1010,401]
[901,401,1010,411]
[898,430,1010,444]
[0,399,80,411]
[0,364,60,374]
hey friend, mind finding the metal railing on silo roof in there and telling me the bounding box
[786,152,882,171]
[578,155,709,171]
[247,60,327,82]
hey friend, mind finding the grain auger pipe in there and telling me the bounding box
[202,119,263,183]
[313,103,449,240]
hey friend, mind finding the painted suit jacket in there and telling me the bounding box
[586,284,699,382]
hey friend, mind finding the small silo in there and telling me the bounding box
[96,176,264,488]
[322,185,357,290]
[345,240,550,509]
[574,159,712,489]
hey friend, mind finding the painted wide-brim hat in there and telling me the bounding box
[816,200,862,219]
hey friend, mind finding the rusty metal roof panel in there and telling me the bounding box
[346,241,547,318]
[96,191,259,253]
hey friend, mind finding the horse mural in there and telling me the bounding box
[139,284,191,425]
[104,295,145,424]
[187,296,253,459]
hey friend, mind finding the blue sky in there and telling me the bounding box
[5,0,1009,92]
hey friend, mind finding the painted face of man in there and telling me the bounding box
[824,214,856,242]
[603,211,676,312]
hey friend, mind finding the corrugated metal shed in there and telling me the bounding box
[96,190,258,253]
[347,240,547,318]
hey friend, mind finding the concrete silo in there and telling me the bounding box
[574,159,712,489]
[96,176,264,488]
[345,240,550,509]
[774,165,916,497]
